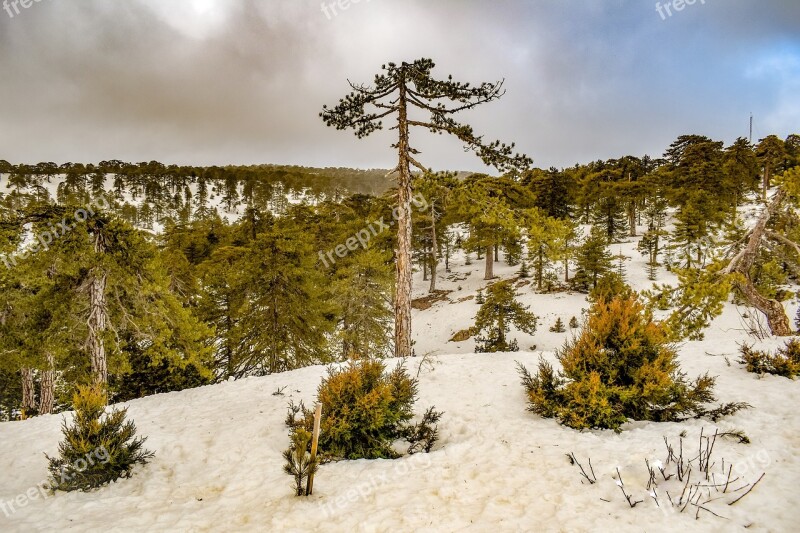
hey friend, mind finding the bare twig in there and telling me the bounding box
[567,453,597,484]
[616,468,643,508]
[728,473,765,506]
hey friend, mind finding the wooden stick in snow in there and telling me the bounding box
[306,403,322,496]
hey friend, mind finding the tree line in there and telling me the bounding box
[1,130,798,420]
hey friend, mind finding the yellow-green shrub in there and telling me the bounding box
[519,295,746,431]
[287,359,442,460]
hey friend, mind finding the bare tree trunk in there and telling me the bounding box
[739,279,792,335]
[444,239,451,273]
[628,203,637,237]
[726,189,792,336]
[484,244,494,280]
[394,80,413,358]
[88,269,108,384]
[39,353,55,415]
[537,247,544,291]
[20,367,36,419]
[87,231,110,385]
[429,200,438,293]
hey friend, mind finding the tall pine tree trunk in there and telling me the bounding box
[87,269,108,385]
[394,79,413,358]
[537,246,544,291]
[484,245,494,280]
[87,231,109,386]
[20,367,36,419]
[429,200,438,293]
[628,203,637,237]
[39,353,55,415]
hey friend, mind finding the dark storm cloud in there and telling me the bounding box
[0,0,797,171]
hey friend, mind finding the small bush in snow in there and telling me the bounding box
[739,340,800,378]
[286,359,442,460]
[587,272,630,303]
[518,295,748,431]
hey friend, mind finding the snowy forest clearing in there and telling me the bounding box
[1,256,798,531]
[2,2,799,531]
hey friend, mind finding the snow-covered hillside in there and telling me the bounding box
[2,235,800,532]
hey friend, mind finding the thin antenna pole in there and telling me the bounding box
[749,113,753,144]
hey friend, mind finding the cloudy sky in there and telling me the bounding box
[0,0,798,171]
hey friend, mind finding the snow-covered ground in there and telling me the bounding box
[2,218,800,532]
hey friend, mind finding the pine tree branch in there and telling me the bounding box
[765,230,800,256]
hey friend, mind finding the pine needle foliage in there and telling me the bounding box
[518,295,747,431]
[739,340,800,378]
[282,428,319,496]
[46,385,154,492]
[474,280,537,353]
[286,360,442,460]
[549,317,566,333]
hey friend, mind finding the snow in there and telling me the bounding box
[2,198,800,531]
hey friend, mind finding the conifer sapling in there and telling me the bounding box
[283,427,319,496]
[474,280,537,353]
[46,385,154,492]
[476,288,485,305]
[549,317,566,333]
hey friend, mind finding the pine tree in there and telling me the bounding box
[614,250,627,281]
[47,385,154,491]
[332,248,393,359]
[549,317,566,333]
[662,136,728,267]
[321,58,531,358]
[451,177,532,280]
[723,137,759,215]
[638,221,666,281]
[2,203,214,399]
[756,135,787,199]
[572,226,613,291]
[646,261,659,281]
[517,260,530,279]
[522,166,575,220]
[591,195,628,242]
[476,288,485,305]
[525,208,571,291]
[474,281,537,353]
[234,221,336,374]
[569,316,579,329]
